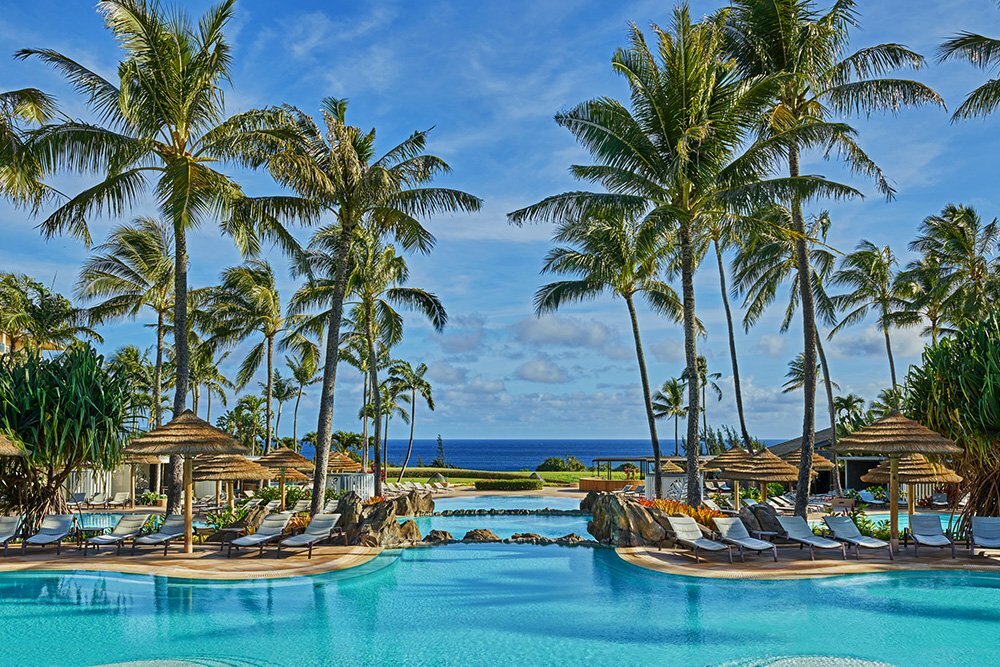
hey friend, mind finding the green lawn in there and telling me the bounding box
[385,466,630,488]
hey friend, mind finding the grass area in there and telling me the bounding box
[386,466,631,488]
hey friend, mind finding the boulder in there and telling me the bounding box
[332,491,364,529]
[423,529,454,543]
[463,528,501,543]
[750,502,783,534]
[511,533,544,541]
[397,519,422,543]
[557,533,584,544]
[352,497,423,547]
[580,491,600,512]
[739,505,762,534]
[587,492,665,547]
[390,490,435,516]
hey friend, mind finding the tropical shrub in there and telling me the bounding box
[205,506,249,531]
[638,498,723,528]
[138,491,162,505]
[253,485,310,506]
[536,456,587,472]
[362,495,385,506]
[474,479,543,491]
[766,483,785,499]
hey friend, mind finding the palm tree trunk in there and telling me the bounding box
[166,225,188,515]
[361,373,369,469]
[701,384,708,443]
[625,295,661,498]
[398,387,417,482]
[275,401,282,442]
[310,228,352,516]
[207,390,212,422]
[382,411,389,468]
[883,325,897,391]
[154,310,164,428]
[815,335,843,495]
[714,239,751,447]
[366,307,383,498]
[264,335,274,454]
[674,415,679,457]
[192,385,200,416]
[293,386,302,450]
[680,217,702,506]
[790,145,817,518]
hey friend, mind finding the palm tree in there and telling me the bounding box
[0,87,55,206]
[724,0,943,517]
[830,241,910,390]
[107,344,155,429]
[286,350,320,450]
[376,380,410,470]
[940,17,1000,120]
[894,255,953,345]
[389,360,434,481]
[190,346,232,422]
[652,378,687,457]
[19,0,312,512]
[76,217,173,427]
[270,371,298,441]
[510,11,841,504]
[0,273,100,352]
[834,393,867,435]
[693,356,723,447]
[216,395,267,454]
[528,207,681,498]
[210,260,285,454]
[782,352,839,394]
[269,99,480,514]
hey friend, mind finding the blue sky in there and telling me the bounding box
[2,1,999,441]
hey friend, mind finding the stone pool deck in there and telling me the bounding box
[0,543,381,580]
[619,544,1000,580]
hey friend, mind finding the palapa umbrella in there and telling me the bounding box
[831,412,962,548]
[326,451,363,473]
[860,453,962,516]
[722,448,808,503]
[257,447,314,511]
[124,452,161,508]
[705,445,752,509]
[128,410,249,553]
[780,448,835,472]
[659,459,684,474]
[194,455,274,509]
[0,433,25,457]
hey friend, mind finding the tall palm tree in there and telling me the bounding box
[270,371,298,441]
[529,207,681,498]
[210,260,285,453]
[1,87,55,206]
[833,393,867,435]
[77,217,173,428]
[652,378,687,457]
[107,344,155,429]
[20,0,313,512]
[286,350,320,450]
[511,10,842,504]
[782,352,839,394]
[0,273,100,352]
[269,99,480,514]
[388,360,434,481]
[830,241,910,390]
[724,0,943,517]
[693,355,723,447]
[189,344,232,422]
[376,380,410,470]
[940,16,1000,120]
[894,255,953,345]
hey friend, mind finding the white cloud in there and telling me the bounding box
[433,313,487,354]
[513,358,569,384]
[512,315,611,348]
[428,361,468,386]
[754,334,785,358]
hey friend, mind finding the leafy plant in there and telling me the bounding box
[638,498,723,528]
[536,456,586,472]
[362,495,385,506]
[137,491,161,505]
[252,485,310,506]
[474,479,543,491]
[205,506,249,531]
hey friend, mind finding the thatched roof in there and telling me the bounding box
[659,459,684,474]
[0,433,25,457]
[780,448,835,472]
[860,454,963,485]
[723,448,810,482]
[830,412,962,456]
[326,451,363,473]
[193,455,274,482]
[704,445,751,472]
[257,447,314,472]
[129,410,249,456]
[124,452,162,466]
[270,466,310,482]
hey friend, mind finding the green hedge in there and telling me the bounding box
[388,466,529,481]
[474,479,543,491]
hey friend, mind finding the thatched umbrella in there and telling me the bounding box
[831,412,962,548]
[722,449,807,502]
[257,447,315,510]
[124,452,161,508]
[0,433,25,457]
[327,451,363,472]
[780,448,835,472]
[128,410,249,553]
[659,459,684,474]
[194,456,274,509]
[705,445,752,509]
[861,453,962,516]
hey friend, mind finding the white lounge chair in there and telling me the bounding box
[66,492,87,509]
[289,499,312,514]
[666,516,731,563]
[278,514,343,558]
[87,492,109,508]
[262,499,281,512]
[703,498,738,516]
[713,517,778,562]
[132,515,185,555]
[930,493,950,508]
[908,514,955,558]
[776,516,847,560]
[22,514,75,555]
[86,514,150,555]
[106,491,131,508]
[970,517,1000,558]
[323,499,340,513]
[0,515,23,556]
[858,490,886,507]
[824,515,893,560]
[615,485,634,495]
[228,513,292,558]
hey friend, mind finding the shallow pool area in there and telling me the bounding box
[74,512,208,530]
[1,545,998,666]
[433,494,583,512]
[408,512,591,539]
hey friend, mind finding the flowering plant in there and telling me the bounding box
[638,498,723,527]
[362,495,385,506]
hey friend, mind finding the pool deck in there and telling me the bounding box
[618,544,1000,580]
[0,543,381,580]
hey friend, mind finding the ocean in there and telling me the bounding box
[301,438,786,472]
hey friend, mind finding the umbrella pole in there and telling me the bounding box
[907,483,915,516]
[280,474,286,511]
[129,464,136,509]
[889,456,899,551]
[760,481,768,502]
[183,456,193,554]
[215,480,221,508]
[733,480,740,510]
[227,481,234,510]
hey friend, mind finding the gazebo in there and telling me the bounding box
[194,455,274,510]
[705,445,752,509]
[831,412,962,549]
[861,453,962,516]
[124,452,161,508]
[721,449,809,503]
[257,447,315,511]
[128,410,249,553]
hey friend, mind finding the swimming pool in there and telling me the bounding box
[1,545,997,666]
[434,494,582,512]
[73,512,208,530]
[407,494,590,539]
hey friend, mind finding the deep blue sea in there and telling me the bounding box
[301,438,785,471]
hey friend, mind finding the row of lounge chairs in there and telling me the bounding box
[615,485,645,497]
[67,491,132,509]
[384,482,450,495]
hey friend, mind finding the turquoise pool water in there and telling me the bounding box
[74,512,208,530]
[407,494,590,539]
[1,545,997,666]
[434,494,582,512]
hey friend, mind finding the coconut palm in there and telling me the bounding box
[19,0,313,512]
[724,0,943,517]
[76,217,173,427]
[692,356,723,446]
[510,9,855,505]
[189,345,232,422]
[782,352,839,394]
[268,99,480,514]
[833,393,867,435]
[0,273,100,353]
[375,380,410,469]
[269,371,298,441]
[940,17,1000,120]
[0,87,56,206]
[830,241,911,390]
[286,350,320,450]
[388,360,434,481]
[210,260,285,453]
[893,255,954,345]
[107,344,155,428]
[652,378,687,457]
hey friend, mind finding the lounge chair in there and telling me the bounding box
[908,514,955,558]
[105,491,131,508]
[970,517,1000,558]
[666,516,731,564]
[241,498,261,509]
[289,499,312,513]
[66,492,87,509]
[228,513,292,558]
[858,490,886,507]
[87,492,109,508]
[615,485,634,495]
[930,493,950,509]
[278,514,343,558]
[22,515,75,555]
[776,516,847,560]
[703,498,738,516]
[824,515,893,560]
[713,517,778,562]
[0,515,23,556]
[85,513,150,555]
[323,499,340,513]
[132,515,186,555]
[262,500,281,512]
